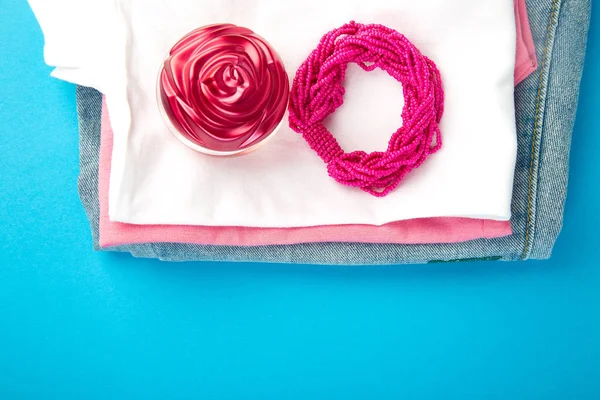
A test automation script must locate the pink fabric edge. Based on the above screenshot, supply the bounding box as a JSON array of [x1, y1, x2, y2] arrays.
[[514, 0, 538, 85], [98, 0, 539, 248]]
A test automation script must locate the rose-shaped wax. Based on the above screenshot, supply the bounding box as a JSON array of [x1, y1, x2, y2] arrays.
[[158, 24, 289, 155]]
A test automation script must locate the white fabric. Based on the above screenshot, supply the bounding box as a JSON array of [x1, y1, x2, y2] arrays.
[[29, 0, 517, 227]]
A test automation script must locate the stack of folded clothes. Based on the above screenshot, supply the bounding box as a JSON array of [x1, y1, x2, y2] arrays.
[[29, 0, 590, 264]]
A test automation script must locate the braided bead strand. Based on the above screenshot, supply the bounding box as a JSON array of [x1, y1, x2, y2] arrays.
[[288, 22, 444, 197]]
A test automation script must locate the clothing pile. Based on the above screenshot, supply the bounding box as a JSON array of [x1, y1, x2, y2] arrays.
[[29, 0, 590, 264]]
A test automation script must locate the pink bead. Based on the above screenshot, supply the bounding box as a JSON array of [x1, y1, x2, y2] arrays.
[[288, 22, 444, 197]]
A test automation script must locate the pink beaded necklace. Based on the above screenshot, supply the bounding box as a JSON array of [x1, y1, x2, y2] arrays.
[[288, 22, 445, 197]]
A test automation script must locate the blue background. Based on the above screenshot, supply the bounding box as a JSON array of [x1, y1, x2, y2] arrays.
[[1, 1, 598, 398]]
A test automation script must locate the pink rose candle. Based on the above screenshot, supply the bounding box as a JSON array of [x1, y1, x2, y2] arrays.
[[158, 24, 289, 156]]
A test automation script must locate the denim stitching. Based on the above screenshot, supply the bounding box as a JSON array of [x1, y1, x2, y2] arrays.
[[522, 0, 561, 260]]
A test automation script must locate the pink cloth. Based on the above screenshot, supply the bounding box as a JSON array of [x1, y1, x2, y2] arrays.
[[98, 0, 536, 248], [515, 0, 538, 85]]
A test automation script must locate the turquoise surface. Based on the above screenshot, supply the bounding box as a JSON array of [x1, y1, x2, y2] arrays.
[[0, 1, 598, 398]]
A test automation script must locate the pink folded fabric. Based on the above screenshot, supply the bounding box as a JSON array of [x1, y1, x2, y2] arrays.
[[98, 0, 536, 248], [515, 0, 538, 85]]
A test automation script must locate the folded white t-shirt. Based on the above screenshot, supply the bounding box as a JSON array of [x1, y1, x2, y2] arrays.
[[30, 0, 517, 227]]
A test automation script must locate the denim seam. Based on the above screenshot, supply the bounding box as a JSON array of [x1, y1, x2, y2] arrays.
[[521, 0, 561, 260]]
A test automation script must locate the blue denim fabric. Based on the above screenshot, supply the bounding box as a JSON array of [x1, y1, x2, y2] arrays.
[[75, 0, 590, 264]]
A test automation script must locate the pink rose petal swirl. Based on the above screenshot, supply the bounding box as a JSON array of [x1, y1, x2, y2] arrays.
[[158, 24, 289, 155]]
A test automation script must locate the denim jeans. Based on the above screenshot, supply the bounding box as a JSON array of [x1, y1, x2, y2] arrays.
[[76, 0, 590, 264]]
